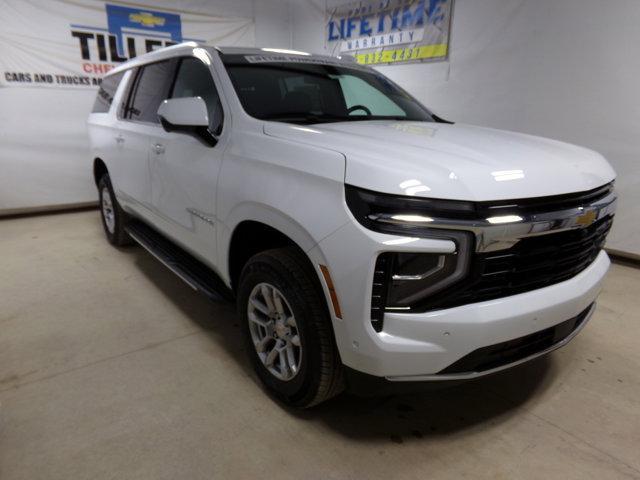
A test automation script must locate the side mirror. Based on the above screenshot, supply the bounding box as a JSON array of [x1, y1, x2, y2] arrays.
[[157, 97, 217, 146]]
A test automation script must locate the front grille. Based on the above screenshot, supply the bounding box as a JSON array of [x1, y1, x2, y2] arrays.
[[370, 216, 612, 323], [414, 215, 613, 311], [439, 304, 593, 374]]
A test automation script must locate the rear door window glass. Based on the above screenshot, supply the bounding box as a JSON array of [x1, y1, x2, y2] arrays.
[[92, 71, 124, 113]]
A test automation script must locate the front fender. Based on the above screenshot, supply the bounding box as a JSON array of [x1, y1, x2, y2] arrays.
[[216, 129, 350, 284], [217, 201, 347, 284]]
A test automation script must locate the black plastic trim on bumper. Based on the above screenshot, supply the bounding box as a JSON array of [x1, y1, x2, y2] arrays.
[[439, 304, 593, 375], [344, 304, 595, 396]]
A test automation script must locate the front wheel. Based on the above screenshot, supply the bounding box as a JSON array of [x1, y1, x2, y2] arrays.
[[238, 247, 344, 408]]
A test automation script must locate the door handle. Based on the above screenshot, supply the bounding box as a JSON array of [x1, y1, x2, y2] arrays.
[[154, 143, 165, 154], [115, 134, 125, 144]]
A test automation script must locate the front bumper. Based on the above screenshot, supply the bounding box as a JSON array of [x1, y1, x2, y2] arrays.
[[312, 218, 610, 380], [386, 301, 595, 381], [341, 304, 595, 396]]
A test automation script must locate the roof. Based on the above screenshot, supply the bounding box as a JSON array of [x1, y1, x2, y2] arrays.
[[105, 42, 356, 77], [216, 46, 356, 63], [106, 42, 201, 76]]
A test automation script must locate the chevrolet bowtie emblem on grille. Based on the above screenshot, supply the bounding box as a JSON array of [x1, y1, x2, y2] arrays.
[[129, 12, 166, 27], [576, 209, 597, 226]]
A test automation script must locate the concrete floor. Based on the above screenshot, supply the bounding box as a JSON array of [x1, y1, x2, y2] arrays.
[[1, 210, 639, 480]]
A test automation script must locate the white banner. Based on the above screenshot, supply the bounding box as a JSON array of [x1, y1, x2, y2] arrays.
[[0, 0, 255, 88]]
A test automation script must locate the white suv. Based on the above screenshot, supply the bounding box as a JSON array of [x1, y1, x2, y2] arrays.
[[88, 43, 617, 407]]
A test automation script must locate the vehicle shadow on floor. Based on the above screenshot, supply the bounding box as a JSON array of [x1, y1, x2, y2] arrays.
[[128, 244, 561, 442], [295, 357, 558, 442]]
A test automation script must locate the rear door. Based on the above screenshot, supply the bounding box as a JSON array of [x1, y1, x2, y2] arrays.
[[147, 55, 226, 265], [113, 59, 176, 221], [88, 70, 128, 194]]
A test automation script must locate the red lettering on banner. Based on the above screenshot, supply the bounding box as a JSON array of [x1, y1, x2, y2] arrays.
[[82, 63, 114, 74]]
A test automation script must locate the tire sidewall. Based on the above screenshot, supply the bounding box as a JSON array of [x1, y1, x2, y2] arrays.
[[238, 256, 326, 405], [98, 175, 120, 245]]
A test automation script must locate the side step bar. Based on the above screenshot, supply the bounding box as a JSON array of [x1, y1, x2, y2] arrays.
[[125, 220, 233, 302]]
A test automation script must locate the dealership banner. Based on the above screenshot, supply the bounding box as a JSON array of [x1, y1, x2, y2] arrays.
[[0, 0, 254, 88], [325, 0, 452, 65]]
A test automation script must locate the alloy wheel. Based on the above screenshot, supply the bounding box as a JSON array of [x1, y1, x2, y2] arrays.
[[247, 282, 302, 381], [101, 186, 115, 234]]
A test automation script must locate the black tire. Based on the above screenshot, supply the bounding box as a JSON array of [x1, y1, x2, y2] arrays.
[[238, 247, 344, 408], [98, 174, 131, 246]]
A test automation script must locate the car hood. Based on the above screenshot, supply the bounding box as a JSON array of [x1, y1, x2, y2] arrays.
[[263, 121, 616, 201]]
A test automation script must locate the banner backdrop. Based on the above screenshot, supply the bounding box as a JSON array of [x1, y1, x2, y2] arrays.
[[0, 0, 255, 89], [325, 0, 453, 65]]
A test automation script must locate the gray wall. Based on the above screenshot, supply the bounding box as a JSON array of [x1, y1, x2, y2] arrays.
[[290, 0, 640, 256]]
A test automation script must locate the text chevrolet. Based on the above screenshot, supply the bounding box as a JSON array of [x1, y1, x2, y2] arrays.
[[87, 44, 617, 407]]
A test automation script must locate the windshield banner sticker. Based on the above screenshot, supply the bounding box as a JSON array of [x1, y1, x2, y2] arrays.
[[0, 0, 254, 89], [325, 0, 453, 66], [244, 55, 357, 66]]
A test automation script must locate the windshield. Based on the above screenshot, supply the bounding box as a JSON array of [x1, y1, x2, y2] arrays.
[[221, 54, 434, 125]]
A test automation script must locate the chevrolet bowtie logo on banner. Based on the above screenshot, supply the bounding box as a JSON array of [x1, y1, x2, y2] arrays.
[[129, 12, 167, 27], [105, 4, 183, 60], [325, 0, 453, 65], [0, 0, 255, 88]]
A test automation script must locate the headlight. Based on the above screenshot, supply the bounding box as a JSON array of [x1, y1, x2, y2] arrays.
[[346, 185, 473, 331], [345, 184, 477, 232]]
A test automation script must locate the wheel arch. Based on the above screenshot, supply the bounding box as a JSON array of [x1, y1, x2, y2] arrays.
[[93, 157, 108, 186], [222, 204, 324, 292], [227, 221, 295, 291]]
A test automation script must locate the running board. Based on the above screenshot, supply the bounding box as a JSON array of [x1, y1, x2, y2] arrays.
[[125, 220, 233, 302]]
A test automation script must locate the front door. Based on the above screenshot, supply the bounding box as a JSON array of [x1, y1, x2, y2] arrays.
[[148, 55, 227, 266]]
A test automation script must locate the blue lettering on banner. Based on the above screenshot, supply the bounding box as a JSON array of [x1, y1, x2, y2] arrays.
[[327, 0, 439, 41]]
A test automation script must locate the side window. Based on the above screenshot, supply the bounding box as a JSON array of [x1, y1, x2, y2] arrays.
[[170, 57, 224, 134], [338, 75, 405, 117], [92, 72, 124, 113], [127, 60, 174, 123]]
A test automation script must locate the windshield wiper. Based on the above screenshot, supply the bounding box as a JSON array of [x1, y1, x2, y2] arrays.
[[260, 112, 351, 123]]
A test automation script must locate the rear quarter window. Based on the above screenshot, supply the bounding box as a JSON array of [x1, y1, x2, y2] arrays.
[[92, 72, 125, 113]]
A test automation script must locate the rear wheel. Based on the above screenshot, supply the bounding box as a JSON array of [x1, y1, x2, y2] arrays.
[[238, 247, 344, 408], [98, 174, 131, 246]]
